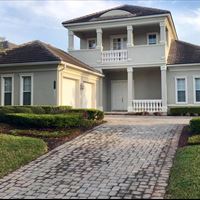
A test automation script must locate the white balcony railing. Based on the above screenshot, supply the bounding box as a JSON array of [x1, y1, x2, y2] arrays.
[[102, 49, 128, 63], [132, 100, 163, 113]]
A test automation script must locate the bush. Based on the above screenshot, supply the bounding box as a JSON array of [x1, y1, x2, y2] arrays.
[[68, 109, 104, 120], [1, 113, 96, 128], [41, 106, 72, 114], [169, 107, 200, 116], [190, 118, 200, 134], [14, 107, 33, 114]]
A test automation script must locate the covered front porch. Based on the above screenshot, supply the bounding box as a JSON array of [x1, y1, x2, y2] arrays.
[[102, 66, 167, 113]]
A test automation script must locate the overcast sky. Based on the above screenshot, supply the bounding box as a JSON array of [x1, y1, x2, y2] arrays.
[[1, 0, 200, 51]]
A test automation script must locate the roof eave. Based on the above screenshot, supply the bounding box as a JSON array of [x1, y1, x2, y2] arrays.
[[62, 13, 171, 27], [0, 61, 61, 68]]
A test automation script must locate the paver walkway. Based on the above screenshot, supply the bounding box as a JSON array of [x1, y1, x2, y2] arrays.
[[0, 116, 190, 199]]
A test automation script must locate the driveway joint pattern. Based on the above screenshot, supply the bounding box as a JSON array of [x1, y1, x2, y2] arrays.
[[0, 116, 189, 199]]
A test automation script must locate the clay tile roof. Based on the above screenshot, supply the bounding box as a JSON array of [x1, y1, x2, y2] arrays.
[[62, 4, 170, 25], [167, 40, 200, 65], [0, 40, 101, 74]]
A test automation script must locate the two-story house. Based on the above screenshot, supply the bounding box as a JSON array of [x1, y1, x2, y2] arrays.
[[62, 4, 200, 113], [0, 4, 200, 113]]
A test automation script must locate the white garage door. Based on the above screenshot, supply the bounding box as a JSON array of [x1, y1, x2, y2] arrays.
[[62, 78, 76, 107], [82, 82, 93, 108]]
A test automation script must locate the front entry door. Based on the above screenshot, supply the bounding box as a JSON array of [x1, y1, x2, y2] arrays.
[[111, 80, 127, 111]]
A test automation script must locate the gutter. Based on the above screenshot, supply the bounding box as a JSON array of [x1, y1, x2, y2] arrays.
[[0, 61, 61, 68], [167, 63, 200, 67]]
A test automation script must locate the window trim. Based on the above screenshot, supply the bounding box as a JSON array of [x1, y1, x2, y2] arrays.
[[20, 73, 33, 106], [1, 74, 14, 106], [193, 76, 200, 104], [110, 34, 127, 50], [175, 76, 188, 104], [147, 32, 159, 45], [87, 38, 97, 49]]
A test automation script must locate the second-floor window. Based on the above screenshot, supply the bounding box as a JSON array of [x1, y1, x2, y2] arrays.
[[111, 36, 127, 50], [147, 33, 158, 45], [88, 39, 96, 49]]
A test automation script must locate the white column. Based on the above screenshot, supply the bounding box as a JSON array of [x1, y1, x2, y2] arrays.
[[160, 65, 167, 112], [96, 28, 103, 50], [160, 21, 166, 45], [127, 67, 133, 112], [98, 77, 103, 111], [127, 25, 134, 47], [68, 30, 74, 51]]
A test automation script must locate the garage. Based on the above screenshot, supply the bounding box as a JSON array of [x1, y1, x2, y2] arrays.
[[62, 78, 77, 107], [82, 82, 93, 108]]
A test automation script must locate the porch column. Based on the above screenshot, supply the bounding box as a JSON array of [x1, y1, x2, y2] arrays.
[[96, 28, 103, 50], [68, 30, 74, 51], [160, 21, 166, 45], [127, 67, 133, 112], [127, 25, 134, 47], [98, 77, 103, 111], [160, 65, 167, 112]]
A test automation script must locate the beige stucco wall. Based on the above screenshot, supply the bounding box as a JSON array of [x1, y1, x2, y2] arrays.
[[134, 68, 161, 99], [0, 64, 58, 106], [79, 25, 160, 50], [167, 66, 200, 106]]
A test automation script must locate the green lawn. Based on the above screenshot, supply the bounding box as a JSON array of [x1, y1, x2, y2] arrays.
[[166, 145, 200, 199], [0, 134, 47, 178]]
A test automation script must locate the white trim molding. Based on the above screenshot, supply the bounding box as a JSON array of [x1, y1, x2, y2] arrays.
[[175, 76, 188, 104], [1, 74, 14, 106], [20, 73, 34, 106], [193, 76, 200, 104]]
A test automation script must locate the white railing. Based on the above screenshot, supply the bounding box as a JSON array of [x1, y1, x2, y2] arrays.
[[102, 49, 128, 63], [132, 100, 163, 113]]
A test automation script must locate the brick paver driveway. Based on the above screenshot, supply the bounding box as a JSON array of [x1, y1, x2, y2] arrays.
[[0, 116, 190, 199]]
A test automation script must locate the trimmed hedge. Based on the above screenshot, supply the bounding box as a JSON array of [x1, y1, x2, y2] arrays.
[[190, 118, 200, 134], [169, 107, 200, 116], [0, 106, 104, 121], [2, 113, 96, 128]]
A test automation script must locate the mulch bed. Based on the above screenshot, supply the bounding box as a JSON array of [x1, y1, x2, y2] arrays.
[[43, 130, 85, 151], [178, 125, 192, 148]]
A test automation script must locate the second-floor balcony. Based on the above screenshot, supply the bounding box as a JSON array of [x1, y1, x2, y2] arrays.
[[68, 22, 167, 67], [102, 49, 128, 63]]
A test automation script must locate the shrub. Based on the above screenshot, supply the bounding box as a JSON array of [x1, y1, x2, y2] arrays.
[[169, 107, 200, 116], [68, 109, 104, 120], [27, 106, 46, 114], [14, 107, 33, 114], [41, 106, 72, 114], [190, 118, 200, 134], [1, 113, 96, 128], [0, 106, 15, 114]]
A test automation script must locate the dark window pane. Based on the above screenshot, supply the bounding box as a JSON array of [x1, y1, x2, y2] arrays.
[[196, 91, 200, 102], [23, 92, 31, 105], [4, 93, 11, 105], [148, 34, 157, 45], [178, 91, 186, 102]]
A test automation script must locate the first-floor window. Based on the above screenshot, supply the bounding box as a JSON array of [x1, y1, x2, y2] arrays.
[[21, 76, 32, 105], [3, 76, 13, 105], [195, 78, 200, 102], [176, 78, 186, 103]]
